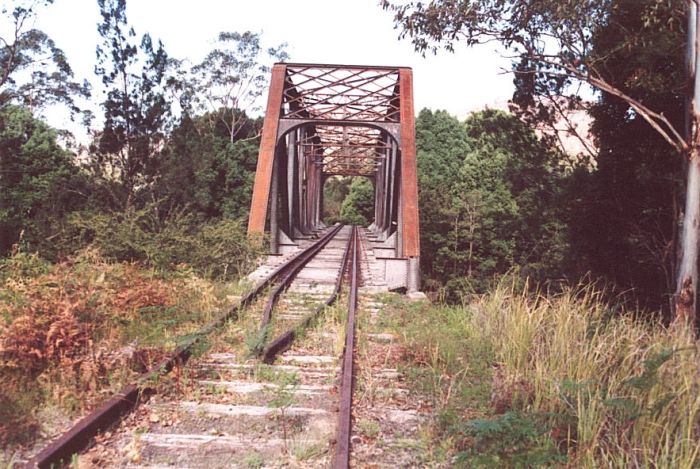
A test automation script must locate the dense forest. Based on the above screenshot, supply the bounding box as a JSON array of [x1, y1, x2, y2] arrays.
[[0, 0, 286, 276]]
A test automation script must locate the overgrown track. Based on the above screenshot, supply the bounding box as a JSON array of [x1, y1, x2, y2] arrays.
[[260, 226, 355, 364], [25, 224, 363, 469]]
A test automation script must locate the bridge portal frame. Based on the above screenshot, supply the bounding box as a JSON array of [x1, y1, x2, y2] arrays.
[[247, 63, 420, 291]]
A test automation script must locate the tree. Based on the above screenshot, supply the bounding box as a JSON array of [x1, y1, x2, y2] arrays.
[[415, 108, 569, 297], [322, 176, 352, 223], [383, 0, 685, 153], [415, 109, 473, 285], [339, 177, 374, 225], [383, 0, 700, 321], [152, 110, 262, 220], [0, 106, 85, 254], [564, 0, 685, 313], [0, 0, 89, 113], [93, 0, 172, 208], [466, 110, 569, 281], [182, 31, 287, 143]]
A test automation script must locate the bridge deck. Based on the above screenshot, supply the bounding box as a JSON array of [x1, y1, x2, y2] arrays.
[[248, 227, 390, 293]]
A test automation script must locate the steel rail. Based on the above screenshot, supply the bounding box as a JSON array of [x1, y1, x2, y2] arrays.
[[334, 226, 360, 469], [259, 223, 344, 329], [25, 225, 343, 469], [261, 224, 354, 363]]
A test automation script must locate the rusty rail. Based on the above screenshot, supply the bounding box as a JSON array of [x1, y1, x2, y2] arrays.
[[260, 223, 344, 328], [262, 224, 354, 363], [334, 226, 360, 468], [25, 225, 343, 469]]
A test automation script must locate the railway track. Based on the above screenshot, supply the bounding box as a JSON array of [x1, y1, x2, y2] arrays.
[[25, 224, 427, 469]]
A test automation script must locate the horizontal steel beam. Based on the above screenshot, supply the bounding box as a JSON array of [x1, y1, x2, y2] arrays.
[[281, 62, 409, 71]]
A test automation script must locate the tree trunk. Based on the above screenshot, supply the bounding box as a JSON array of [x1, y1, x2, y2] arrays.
[[676, 154, 700, 323], [675, 0, 700, 325]]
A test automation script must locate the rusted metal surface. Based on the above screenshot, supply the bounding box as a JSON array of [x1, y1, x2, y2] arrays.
[[282, 65, 400, 122], [26, 385, 141, 469], [262, 224, 354, 363], [334, 226, 360, 469], [247, 62, 421, 289], [398, 68, 420, 258], [248, 63, 287, 236], [281, 65, 401, 178]]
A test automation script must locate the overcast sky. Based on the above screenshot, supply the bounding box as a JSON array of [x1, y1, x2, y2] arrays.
[[30, 0, 514, 135]]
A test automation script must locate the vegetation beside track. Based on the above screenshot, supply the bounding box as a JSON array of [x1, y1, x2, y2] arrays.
[[386, 282, 700, 467], [0, 249, 251, 456]]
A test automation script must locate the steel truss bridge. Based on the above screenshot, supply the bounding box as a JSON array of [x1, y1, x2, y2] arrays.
[[247, 63, 421, 292]]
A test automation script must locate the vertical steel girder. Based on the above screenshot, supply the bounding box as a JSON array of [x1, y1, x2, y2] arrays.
[[398, 69, 420, 258], [248, 64, 286, 237], [248, 63, 421, 288]]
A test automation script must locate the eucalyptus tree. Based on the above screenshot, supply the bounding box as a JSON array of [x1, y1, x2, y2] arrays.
[[93, 0, 173, 208], [0, 0, 89, 113], [184, 31, 288, 143], [383, 1, 685, 153]]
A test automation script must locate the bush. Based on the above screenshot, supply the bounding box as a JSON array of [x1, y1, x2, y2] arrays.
[[0, 248, 232, 448], [339, 177, 374, 225], [0, 106, 89, 257], [60, 206, 260, 280]]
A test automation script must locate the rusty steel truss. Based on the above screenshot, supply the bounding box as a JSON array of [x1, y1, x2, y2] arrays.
[[248, 63, 421, 291]]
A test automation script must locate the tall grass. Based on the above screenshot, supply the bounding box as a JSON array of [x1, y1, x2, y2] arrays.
[[391, 279, 700, 466], [471, 281, 700, 467]]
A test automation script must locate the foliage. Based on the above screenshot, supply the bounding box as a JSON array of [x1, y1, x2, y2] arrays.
[[0, 249, 232, 447], [456, 412, 565, 467], [471, 281, 700, 467], [180, 31, 288, 143], [62, 206, 260, 280], [383, 0, 686, 154], [152, 111, 261, 220], [0, 0, 90, 113], [416, 108, 569, 297], [93, 0, 173, 207], [0, 251, 49, 281], [0, 2, 277, 264], [0, 105, 88, 255], [339, 177, 374, 225], [387, 281, 700, 467], [566, 0, 685, 313], [322, 176, 352, 223], [386, 0, 689, 311]]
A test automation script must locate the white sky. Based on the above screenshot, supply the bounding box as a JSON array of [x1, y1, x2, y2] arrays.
[[31, 0, 514, 136]]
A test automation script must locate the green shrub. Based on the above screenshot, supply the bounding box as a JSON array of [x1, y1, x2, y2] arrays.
[[0, 252, 50, 282], [455, 412, 566, 468], [339, 177, 373, 225], [60, 206, 260, 280]]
